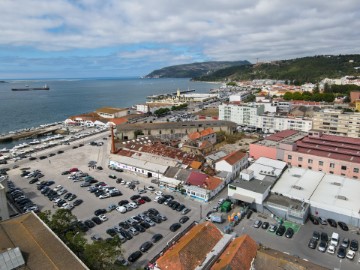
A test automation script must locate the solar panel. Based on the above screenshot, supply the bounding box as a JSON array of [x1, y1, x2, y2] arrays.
[[0, 247, 25, 270]]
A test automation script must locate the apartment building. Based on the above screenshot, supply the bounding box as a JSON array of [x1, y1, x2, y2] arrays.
[[218, 103, 264, 127], [257, 114, 313, 133], [229, 91, 251, 102], [312, 109, 360, 138]]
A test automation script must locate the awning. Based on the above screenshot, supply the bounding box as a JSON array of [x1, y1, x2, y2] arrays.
[[231, 193, 255, 203]]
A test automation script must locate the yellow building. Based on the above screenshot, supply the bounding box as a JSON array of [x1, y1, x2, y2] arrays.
[[356, 99, 360, 111]]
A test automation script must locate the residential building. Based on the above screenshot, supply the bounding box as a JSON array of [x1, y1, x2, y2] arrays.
[[350, 91, 360, 103], [249, 130, 360, 178], [312, 109, 360, 138], [257, 114, 313, 133], [136, 104, 150, 113], [272, 100, 292, 113], [215, 149, 248, 181], [185, 172, 224, 202], [0, 212, 88, 269], [229, 91, 251, 102], [205, 151, 228, 167], [95, 107, 130, 118], [356, 99, 360, 111], [187, 127, 216, 144], [219, 103, 264, 127]]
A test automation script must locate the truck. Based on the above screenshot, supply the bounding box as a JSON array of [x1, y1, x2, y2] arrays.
[[210, 213, 224, 223]]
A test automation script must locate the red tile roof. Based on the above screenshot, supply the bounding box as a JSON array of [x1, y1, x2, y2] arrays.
[[188, 128, 215, 141], [221, 150, 247, 165], [109, 117, 128, 125], [210, 235, 258, 270], [187, 172, 222, 190], [266, 130, 299, 141], [156, 222, 223, 270]]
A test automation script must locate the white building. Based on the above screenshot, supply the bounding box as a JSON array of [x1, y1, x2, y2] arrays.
[[219, 103, 264, 127], [257, 114, 313, 133], [229, 91, 251, 102], [227, 158, 287, 210], [272, 100, 292, 113], [136, 104, 150, 113], [96, 107, 130, 118], [215, 150, 248, 181]]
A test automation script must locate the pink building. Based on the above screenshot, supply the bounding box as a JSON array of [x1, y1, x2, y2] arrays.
[[250, 130, 360, 179]]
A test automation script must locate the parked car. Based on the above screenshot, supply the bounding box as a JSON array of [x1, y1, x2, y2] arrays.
[[139, 241, 153, 252], [309, 215, 319, 225], [128, 251, 142, 263], [285, 227, 294, 238], [327, 244, 336, 254], [327, 219, 337, 228], [94, 208, 107, 216], [179, 216, 189, 224], [73, 199, 83, 206], [350, 239, 359, 251], [318, 241, 328, 252], [261, 222, 269, 230], [337, 246, 346, 258], [170, 223, 181, 232], [253, 220, 262, 228], [98, 214, 108, 222], [276, 225, 286, 236], [338, 221, 349, 231], [346, 250, 356, 260], [151, 234, 163, 243], [318, 217, 328, 225], [308, 238, 318, 249]]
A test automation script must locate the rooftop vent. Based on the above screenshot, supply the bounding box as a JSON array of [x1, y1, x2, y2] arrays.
[[292, 185, 303, 190], [336, 195, 347, 201], [331, 182, 342, 186], [292, 174, 302, 178]]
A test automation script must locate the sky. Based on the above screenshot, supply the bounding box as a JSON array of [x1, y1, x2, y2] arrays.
[[0, 0, 359, 79]]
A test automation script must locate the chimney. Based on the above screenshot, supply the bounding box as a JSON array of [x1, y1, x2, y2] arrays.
[[110, 125, 116, 154]]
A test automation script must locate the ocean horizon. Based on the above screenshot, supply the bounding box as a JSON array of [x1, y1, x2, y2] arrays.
[[0, 77, 221, 137]]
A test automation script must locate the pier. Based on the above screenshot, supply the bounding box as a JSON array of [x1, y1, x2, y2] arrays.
[[0, 126, 61, 143]]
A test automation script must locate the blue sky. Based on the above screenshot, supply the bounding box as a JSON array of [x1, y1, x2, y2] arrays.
[[0, 0, 359, 79]]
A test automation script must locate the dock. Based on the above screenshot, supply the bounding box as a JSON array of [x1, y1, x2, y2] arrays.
[[0, 126, 61, 143]]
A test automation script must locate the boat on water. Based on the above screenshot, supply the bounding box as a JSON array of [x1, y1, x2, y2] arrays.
[[12, 84, 50, 91]]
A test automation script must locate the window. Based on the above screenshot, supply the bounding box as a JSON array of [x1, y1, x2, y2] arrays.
[[318, 161, 323, 166], [341, 165, 347, 170], [341, 173, 345, 176], [330, 171, 334, 174], [229, 185, 236, 190], [298, 157, 303, 162], [308, 159, 313, 164], [308, 166, 312, 170], [353, 176, 358, 179], [298, 165, 302, 167], [354, 168, 359, 173], [288, 155, 292, 160], [330, 163, 335, 168]]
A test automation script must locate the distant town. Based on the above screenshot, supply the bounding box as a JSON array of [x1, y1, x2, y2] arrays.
[[1, 73, 360, 270]]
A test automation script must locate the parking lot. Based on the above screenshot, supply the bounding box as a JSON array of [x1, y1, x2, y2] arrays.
[[5, 134, 203, 268]]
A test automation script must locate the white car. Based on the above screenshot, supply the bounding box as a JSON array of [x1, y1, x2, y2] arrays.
[[53, 185, 63, 192], [116, 206, 127, 213], [327, 245, 336, 254], [61, 203, 74, 210], [99, 193, 110, 199], [346, 250, 355, 260], [98, 214, 108, 222], [154, 196, 162, 202], [128, 202, 138, 208], [120, 180, 126, 185], [155, 191, 163, 196], [147, 186, 155, 191]]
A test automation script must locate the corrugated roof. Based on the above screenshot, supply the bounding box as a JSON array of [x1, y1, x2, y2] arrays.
[[210, 235, 258, 270], [266, 130, 298, 141], [156, 222, 223, 270]]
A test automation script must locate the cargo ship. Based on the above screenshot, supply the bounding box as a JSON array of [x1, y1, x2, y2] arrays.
[[12, 84, 50, 91]]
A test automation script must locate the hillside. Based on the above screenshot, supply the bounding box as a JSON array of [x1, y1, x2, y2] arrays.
[[194, 55, 360, 83], [144, 60, 250, 78]]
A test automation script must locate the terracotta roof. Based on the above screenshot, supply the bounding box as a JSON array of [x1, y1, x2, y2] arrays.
[[156, 222, 223, 270], [188, 131, 201, 141], [190, 161, 202, 169], [200, 127, 215, 137], [266, 130, 299, 142], [188, 128, 215, 141], [108, 117, 128, 125], [211, 235, 258, 270], [0, 212, 88, 270], [199, 140, 213, 149], [187, 172, 222, 190], [221, 150, 247, 165], [96, 107, 126, 114]]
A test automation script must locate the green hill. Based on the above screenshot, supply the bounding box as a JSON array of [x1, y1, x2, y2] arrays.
[[194, 55, 360, 83], [144, 60, 250, 78]]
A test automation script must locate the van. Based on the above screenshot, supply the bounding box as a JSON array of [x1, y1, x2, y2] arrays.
[[331, 232, 339, 246]]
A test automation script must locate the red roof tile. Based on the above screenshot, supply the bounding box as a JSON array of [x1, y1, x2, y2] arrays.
[[211, 235, 258, 270], [156, 222, 223, 270], [221, 150, 247, 165], [266, 130, 298, 141]]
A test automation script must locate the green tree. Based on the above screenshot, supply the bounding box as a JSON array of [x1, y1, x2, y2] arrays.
[[292, 91, 303, 100], [283, 92, 293, 100], [313, 83, 320, 94], [49, 209, 78, 235], [83, 236, 122, 270]]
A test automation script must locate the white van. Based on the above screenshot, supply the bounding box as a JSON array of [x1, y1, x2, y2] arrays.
[[331, 232, 339, 246]]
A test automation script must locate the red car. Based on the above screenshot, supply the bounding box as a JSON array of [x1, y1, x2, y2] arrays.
[[69, 168, 79, 172], [137, 199, 145, 204]]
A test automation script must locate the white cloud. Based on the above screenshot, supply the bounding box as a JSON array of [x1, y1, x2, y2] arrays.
[[0, 0, 359, 77]]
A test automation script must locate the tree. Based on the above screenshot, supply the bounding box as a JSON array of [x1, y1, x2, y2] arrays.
[[49, 209, 78, 236], [83, 236, 122, 270], [313, 83, 320, 94], [292, 91, 303, 100], [283, 92, 293, 100]]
